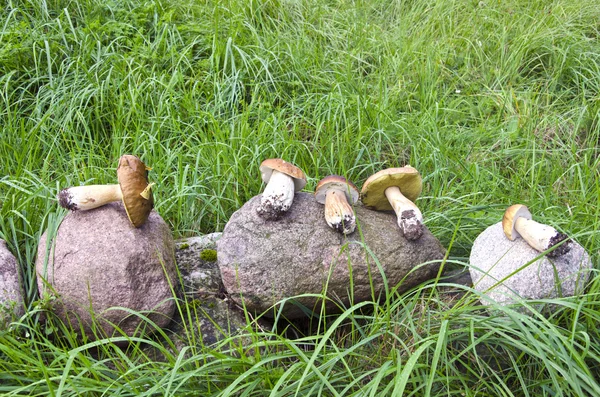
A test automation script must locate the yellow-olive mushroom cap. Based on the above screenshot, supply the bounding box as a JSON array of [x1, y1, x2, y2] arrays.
[[259, 158, 307, 191], [314, 175, 359, 204], [117, 155, 153, 227], [502, 204, 532, 241], [361, 166, 422, 211]]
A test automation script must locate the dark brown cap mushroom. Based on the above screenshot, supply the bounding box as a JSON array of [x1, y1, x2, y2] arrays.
[[257, 158, 307, 220], [502, 204, 571, 257], [58, 154, 154, 228], [315, 175, 359, 234], [361, 166, 424, 240], [117, 155, 154, 227]]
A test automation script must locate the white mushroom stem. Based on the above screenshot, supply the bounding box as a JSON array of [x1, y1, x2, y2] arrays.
[[257, 170, 296, 219], [384, 186, 424, 240], [58, 184, 122, 211], [324, 189, 356, 235], [514, 217, 570, 257]]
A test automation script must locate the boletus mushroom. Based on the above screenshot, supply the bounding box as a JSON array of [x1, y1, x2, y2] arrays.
[[58, 155, 154, 227], [314, 175, 359, 234], [256, 158, 306, 220], [361, 166, 424, 240], [502, 204, 571, 258]]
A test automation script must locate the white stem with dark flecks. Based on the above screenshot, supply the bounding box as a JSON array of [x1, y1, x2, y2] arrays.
[[58, 184, 122, 211], [324, 188, 356, 234], [257, 170, 296, 219], [514, 217, 570, 257], [384, 186, 423, 240]]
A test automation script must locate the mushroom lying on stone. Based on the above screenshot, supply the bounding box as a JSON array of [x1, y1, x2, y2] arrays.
[[361, 166, 423, 240], [256, 158, 307, 220], [469, 221, 591, 310], [502, 204, 571, 258], [58, 154, 154, 227], [314, 175, 359, 234], [36, 202, 176, 340], [218, 192, 446, 319]]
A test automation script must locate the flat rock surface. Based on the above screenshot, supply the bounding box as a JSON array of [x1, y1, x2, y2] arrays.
[[0, 240, 24, 328], [145, 233, 259, 358], [469, 222, 592, 307], [175, 233, 224, 297], [36, 202, 177, 339], [174, 233, 249, 347], [218, 193, 446, 319]]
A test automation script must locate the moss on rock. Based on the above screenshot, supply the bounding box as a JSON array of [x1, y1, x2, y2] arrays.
[[200, 249, 217, 262]]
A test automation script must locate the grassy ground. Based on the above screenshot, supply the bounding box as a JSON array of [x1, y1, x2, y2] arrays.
[[1, 0, 599, 395]]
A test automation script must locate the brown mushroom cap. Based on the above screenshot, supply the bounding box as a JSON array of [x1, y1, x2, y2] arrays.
[[259, 158, 307, 191], [361, 166, 422, 210], [502, 204, 532, 241], [314, 175, 359, 204], [117, 155, 153, 227]]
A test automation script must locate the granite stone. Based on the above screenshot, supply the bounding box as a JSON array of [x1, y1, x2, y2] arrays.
[[469, 222, 591, 308]]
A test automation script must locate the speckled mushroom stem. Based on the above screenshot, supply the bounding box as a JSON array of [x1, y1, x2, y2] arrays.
[[384, 186, 423, 240], [257, 170, 296, 220], [58, 184, 122, 211], [514, 217, 571, 257], [324, 188, 356, 234]]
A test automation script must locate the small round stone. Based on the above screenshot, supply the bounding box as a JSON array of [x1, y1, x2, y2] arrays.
[[469, 222, 591, 310]]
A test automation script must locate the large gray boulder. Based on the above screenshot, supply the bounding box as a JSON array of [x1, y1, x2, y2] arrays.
[[218, 193, 445, 319], [0, 240, 24, 328], [469, 222, 592, 308], [36, 202, 177, 339]]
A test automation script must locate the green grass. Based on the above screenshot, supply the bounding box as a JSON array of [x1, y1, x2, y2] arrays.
[[1, 0, 600, 395]]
